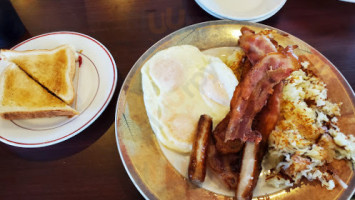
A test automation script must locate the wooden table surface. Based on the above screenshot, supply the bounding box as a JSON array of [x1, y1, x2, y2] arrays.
[[0, 0, 355, 199]]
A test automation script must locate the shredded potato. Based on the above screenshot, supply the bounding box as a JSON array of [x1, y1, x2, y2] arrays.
[[266, 62, 355, 190]]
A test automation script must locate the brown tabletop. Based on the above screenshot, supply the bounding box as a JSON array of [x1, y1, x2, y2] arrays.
[[0, 0, 355, 199]]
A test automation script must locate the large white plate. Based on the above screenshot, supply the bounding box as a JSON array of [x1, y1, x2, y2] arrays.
[[195, 0, 286, 22], [0, 31, 117, 148]]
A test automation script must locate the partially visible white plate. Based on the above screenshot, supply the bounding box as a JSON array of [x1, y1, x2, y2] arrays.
[[195, 0, 286, 22], [0, 31, 117, 148]]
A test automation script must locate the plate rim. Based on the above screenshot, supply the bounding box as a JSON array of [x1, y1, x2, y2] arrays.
[[0, 31, 117, 148], [115, 20, 355, 199]]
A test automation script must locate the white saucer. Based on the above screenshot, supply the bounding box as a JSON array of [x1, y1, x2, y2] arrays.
[[195, 0, 286, 22], [0, 31, 117, 148]]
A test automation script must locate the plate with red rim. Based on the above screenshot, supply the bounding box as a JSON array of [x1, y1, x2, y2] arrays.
[[0, 31, 117, 148], [115, 20, 355, 199]]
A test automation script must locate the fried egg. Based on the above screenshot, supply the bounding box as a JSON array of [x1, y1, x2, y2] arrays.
[[141, 45, 238, 153]]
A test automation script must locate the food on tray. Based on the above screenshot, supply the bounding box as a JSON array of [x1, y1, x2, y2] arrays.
[[142, 27, 355, 199], [188, 114, 212, 184], [0, 63, 78, 120], [141, 45, 238, 153], [0, 44, 76, 104]]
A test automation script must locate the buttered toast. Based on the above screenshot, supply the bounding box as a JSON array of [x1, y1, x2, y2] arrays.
[[0, 63, 78, 120], [0, 45, 76, 104]]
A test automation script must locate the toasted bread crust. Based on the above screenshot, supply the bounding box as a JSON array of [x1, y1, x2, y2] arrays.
[[1, 109, 78, 120]]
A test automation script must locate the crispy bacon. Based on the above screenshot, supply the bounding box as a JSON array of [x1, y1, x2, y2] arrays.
[[239, 27, 278, 65], [235, 82, 284, 200], [213, 114, 244, 154], [203, 27, 298, 199], [225, 52, 298, 142], [188, 114, 212, 184], [209, 82, 283, 192], [255, 81, 284, 141], [208, 137, 242, 189]]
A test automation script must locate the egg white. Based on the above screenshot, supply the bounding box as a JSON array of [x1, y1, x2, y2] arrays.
[[141, 45, 238, 153]]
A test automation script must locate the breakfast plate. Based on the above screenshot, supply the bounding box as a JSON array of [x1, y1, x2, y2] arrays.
[[0, 31, 117, 148], [194, 0, 286, 22], [115, 20, 355, 199]]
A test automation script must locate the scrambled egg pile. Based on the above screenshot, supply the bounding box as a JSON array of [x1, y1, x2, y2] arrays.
[[266, 61, 355, 190]]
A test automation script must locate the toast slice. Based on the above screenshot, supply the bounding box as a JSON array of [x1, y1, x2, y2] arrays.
[[0, 63, 79, 120], [0, 45, 76, 104]]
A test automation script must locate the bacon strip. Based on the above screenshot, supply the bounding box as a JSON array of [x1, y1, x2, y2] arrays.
[[235, 82, 284, 200], [209, 82, 283, 191], [209, 27, 296, 198], [239, 27, 277, 65], [213, 27, 278, 152], [208, 137, 242, 189], [188, 114, 212, 184], [213, 114, 244, 154], [255, 82, 284, 141], [225, 52, 297, 142]]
